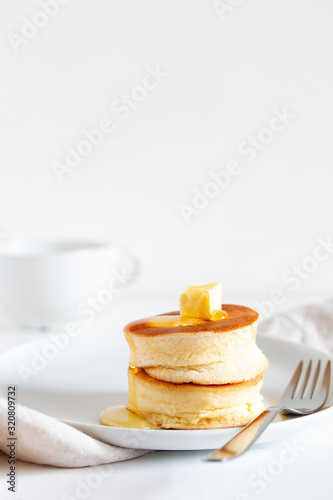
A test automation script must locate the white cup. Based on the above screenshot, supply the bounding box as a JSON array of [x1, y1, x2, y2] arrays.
[[0, 239, 141, 328]]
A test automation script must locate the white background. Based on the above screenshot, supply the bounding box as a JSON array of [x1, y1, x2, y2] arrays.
[[1, 5, 333, 497], [0, 0, 333, 299]]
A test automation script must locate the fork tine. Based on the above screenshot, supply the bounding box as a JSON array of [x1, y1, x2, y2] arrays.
[[310, 360, 321, 399], [301, 360, 312, 399], [321, 360, 331, 396], [281, 361, 303, 400], [310, 360, 331, 406]]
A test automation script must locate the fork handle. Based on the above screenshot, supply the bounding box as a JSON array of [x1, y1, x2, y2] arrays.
[[207, 407, 283, 461]]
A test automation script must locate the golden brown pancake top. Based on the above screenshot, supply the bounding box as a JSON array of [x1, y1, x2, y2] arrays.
[[124, 304, 259, 337]]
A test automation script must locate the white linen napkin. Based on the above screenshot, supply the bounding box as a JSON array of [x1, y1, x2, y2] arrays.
[[0, 299, 332, 468], [0, 398, 149, 467], [260, 298, 333, 353]]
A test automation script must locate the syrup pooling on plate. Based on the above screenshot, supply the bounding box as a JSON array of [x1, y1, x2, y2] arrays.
[[99, 406, 159, 429]]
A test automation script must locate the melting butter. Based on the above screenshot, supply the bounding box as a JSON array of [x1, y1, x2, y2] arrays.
[[100, 406, 159, 429], [147, 310, 228, 328]]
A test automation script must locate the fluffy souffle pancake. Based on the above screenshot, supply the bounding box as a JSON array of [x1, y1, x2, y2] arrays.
[[96, 284, 269, 431], [128, 368, 265, 429], [124, 304, 268, 385], [145, 342, 268, 385]]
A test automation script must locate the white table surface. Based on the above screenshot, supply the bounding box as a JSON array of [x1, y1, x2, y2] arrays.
[[0, 294, 333, 500]]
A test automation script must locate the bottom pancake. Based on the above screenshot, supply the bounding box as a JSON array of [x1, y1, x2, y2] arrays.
[[127, 368, 265, 429]]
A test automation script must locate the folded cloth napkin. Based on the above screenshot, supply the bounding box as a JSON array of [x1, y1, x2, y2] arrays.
[[260, 298, 333, 353], [0, 399, 150, 467], [0, 299, 332, 468]]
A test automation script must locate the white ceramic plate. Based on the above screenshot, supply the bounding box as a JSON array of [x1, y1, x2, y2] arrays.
[[0, 330, 332, 450]]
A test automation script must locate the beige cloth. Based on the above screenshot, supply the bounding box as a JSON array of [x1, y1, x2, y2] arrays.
[[260, 299, 333, 353], [0, 299, 332, 468], [0, 399, 149, 467]]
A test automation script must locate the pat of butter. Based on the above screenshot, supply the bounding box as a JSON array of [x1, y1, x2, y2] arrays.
[[179, 282, 222, 320]]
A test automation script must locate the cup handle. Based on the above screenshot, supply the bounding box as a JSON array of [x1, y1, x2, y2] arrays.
[[114, 247, 142, 288]]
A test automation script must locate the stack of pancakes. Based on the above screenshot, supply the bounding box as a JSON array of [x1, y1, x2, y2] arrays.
[[124, 304, 268, 429]]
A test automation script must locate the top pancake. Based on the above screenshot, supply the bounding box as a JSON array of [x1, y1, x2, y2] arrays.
[[124, 304, 259, 337]]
